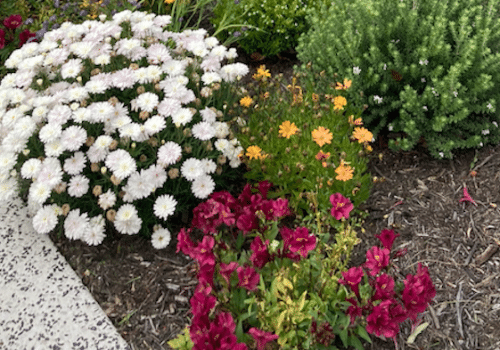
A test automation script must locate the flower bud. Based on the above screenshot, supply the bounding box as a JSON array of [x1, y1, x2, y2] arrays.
[[106, 209, 116, 222], [136, 85, 145, 94], [76, 76, 82, 83], [109, 140, 118, 150], [62, 203, 70, 216], [99, 14, 106, 21], [129, 63, 139, 70], [90, 163, 99, 172], [139, 111, 149, 120], [131, 142, 136, 149], [101, 166, 107, 174], [110, 175, 121, 185], [168, 168, 179, 179], [54, 182, 67, 194], [139, 154, 147, 162], [36, 79, 43, 86], [93, 185, 102, 197], [184, 146, 192, 153]]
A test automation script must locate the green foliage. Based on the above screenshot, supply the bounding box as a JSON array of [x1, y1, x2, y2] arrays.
[[167, 326, 193, 349], [296, 0, 500, 158], [232, 65, 373, 218], [210, 0, 328, 57]]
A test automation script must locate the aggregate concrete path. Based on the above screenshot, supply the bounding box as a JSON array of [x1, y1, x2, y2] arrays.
[[0, 196, 131, 350]]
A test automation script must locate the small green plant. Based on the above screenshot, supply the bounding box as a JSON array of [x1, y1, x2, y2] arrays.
[[232, 64, 373, 218], [296, 0, 500, 159], [211, 0, 329, 57]]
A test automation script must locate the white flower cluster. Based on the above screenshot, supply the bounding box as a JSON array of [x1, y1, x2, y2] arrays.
[[0, 10, 249, 248]]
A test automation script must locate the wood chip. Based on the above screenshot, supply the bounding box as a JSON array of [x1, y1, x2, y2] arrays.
[[475, 243, 499, 265]]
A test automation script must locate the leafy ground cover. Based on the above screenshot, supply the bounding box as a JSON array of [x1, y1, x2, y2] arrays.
[[50, 50, 500, 349]]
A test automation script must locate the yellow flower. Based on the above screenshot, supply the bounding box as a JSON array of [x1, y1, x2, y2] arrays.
[[311, 126, 333, 147], [312, 93, 319, 102], [352, 127, 373, 143], [279, 121, 299, 139], [335, 78, 352, 90], [335, 160, 354, 181], [240, 96, 253, 108], [165, 0, 175, 3], [365, 145, 373, 152], [333, 96, 347, 110], [246, 145, 264, 160]]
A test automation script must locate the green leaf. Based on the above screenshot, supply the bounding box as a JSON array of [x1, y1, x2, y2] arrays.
[[235, 232, 245, 250], [339, 328, 348, 347], [355, 325, 372, 343], [349, 335, 364, 350]]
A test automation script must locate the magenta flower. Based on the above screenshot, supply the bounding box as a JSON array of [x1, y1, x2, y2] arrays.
[[236, 207, 258, 234], [18, 29, 36, 47], [373, 273, 395, 300], [257, 180, 272, 198], [0, 29, 5, 49], [192, 236, 215, 267], [366, 299, 400, 338], [402, 263, 436, 320], [248, 327, 279, 350], [237, 266, 260, 291], [272, 198, 290, 218], [219, 261, 239, 285], [375, 228, 400, 251], [365, 246, 390, 276], [289, 227, 317, 258], [329, 193, 354, 220], [346, 297, 363, 324], [338, 266, 364, 298], [459, 185, 477, 206], [250, 236, 271, 268], [3, 15, 22, 30], [176, 228, 195, 256]]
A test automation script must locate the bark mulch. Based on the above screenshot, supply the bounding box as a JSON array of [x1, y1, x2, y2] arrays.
[[50, 52, 500, 349]]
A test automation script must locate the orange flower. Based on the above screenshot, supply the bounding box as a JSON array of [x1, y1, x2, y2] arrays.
[[279, 120, 299, 139], [246, 145, 264, 160], [312, 93, 319, 102], [240, 96, 253, 108], [335, 78, 352, 90], [311, 126, 333, 147], [333, 96, 347, 110], [165, 0, 175, 3], [255, 65, 271, 79], [335, 160, 353, 181], [352, 127, 373, 143], [348, 115, 363, 126]]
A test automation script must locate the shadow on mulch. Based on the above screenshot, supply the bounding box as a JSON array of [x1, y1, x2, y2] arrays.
[[49, 49, 500, 349]]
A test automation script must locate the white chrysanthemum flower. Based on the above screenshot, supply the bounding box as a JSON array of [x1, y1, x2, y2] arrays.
[[213, 122, 230, 138], [94, 135, 113, 150], [61, 58, 83, 79], [201, 72, 221, 85], [89, 101, 114, 123], [136, 92, 159, 112], [214, 138, 229, 152], [146, 65, 162, 82], [84, 215, 106, 245], [229, 157, 241, 168], [0, 152, 16, 175], [147, 44, 171, 64], [226, 47, 237, 59], [98, 189, 116, 210], [199, 107, 217, 123], [147, 164, 167, 189], [47, 104, 72, 125], [37, 158, 63, 188], [87, 144, 108, 163], [154, 194, 177, 220], [72, 107, 91, 123], [67, 87, 89, 102], [0, 178, 18, 202], [157, 97, 181, 117], [162, 59, 186, 76], [105, 149, 137, 180], [114, 204, 142, 235], [373, 95, 383, 104], [32, 105, 48, 120], [144, 116, 166, 135], [181, 158, 203, 181], [94, 54, 111, 66], [67, 175, 89, 197], [61, 125, 87, 152], [3, 108, 24, 129], [210, 45, 227, 58], [191, 174, 215, 199], [85, 79, 108, 94], [220, 63, 249, 82], [134, 67, 150, 84], [33, 206, 58, 234], [29, 181, 51, 205], [70, 41, 95, 59], [39, 123, 62, 144], [172, 108, 193, 126], [63, 152, 87, 175], [201, 158, 217, 174], [157, 141, 182, 167], [10, 88, 26, 104], [64, 209, 90, 240], [151, 228, 171, 249], [119, 123, 141, 139], [45, 139, 65, 157], [192, 122, 215, 141], [187, 41, 208, 57], [21, 158, 42, 179], [125, 170, 155, 200]]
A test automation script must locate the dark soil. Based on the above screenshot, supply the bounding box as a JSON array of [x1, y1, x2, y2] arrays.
[[50, 50, 500, 350]]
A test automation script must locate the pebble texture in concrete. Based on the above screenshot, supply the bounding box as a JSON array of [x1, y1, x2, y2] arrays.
[[0, 196, 131, 350]]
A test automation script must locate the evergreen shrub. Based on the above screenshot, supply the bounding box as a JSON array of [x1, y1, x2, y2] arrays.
[[296, 0, 500, 158]]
